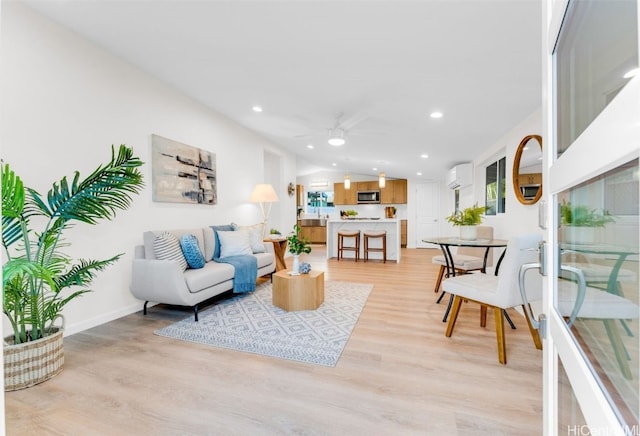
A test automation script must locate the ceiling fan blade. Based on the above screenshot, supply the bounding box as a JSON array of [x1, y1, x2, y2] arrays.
[[348, 130, 387, 136], [339, 113, 369, 131]]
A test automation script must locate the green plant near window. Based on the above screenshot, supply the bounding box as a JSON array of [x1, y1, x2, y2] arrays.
[[560, 200, 615, 227], [2, 145, 144, 344], [287, 224, 312, 255], [446, 203, 487, 226]]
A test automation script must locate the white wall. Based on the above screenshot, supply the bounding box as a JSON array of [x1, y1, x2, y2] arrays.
[[1, 3, 296, 335], [437, 109, 543, 242]]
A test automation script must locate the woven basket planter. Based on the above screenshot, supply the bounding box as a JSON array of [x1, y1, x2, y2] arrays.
[[4, 328, 64, 391]]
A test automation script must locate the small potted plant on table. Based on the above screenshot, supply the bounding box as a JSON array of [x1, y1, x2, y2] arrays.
[[446, 203, 487, 240], [286, 224, 312, 275]]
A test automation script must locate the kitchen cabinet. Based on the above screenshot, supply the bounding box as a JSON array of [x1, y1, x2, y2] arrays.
[[518, 173, 542, 185], [356, 181, 379, 191], [333, 182, 357, 205], [381, 179, 408, 204], [401, 219, 407, 247], [298, 221, 327, 244], [310, 226, 327, 244]]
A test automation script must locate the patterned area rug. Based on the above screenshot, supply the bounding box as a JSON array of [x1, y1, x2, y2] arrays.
[[154, 281, 373, 367]]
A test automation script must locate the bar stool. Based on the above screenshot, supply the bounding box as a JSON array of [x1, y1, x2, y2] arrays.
[[363, 230, 387, 263], [337, 230, 360, 261]]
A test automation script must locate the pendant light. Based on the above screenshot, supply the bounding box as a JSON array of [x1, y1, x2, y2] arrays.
[[378, 172, 386, 188], [344, 175, 351, 189]]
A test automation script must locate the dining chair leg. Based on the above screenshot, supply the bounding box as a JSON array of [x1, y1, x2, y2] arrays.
[[494, 307, 507, 364], [523, 304, 542, 350], [442, 294, 455, 322], [445, 295, 463, 337], [434, 265, 445, 293], [480, 305, 488, 327]]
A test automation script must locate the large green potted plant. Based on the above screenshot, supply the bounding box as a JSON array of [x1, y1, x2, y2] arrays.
[[559, 200, 614, 244], [1, 144, 144, 390], [286, 224, 311, 274], [446, 203, 487, 240]]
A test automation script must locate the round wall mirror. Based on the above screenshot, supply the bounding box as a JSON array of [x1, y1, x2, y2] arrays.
[[512, 135, 543, 205]]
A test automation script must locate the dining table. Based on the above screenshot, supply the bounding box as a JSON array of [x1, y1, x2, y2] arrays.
[[422, 236, 512, 325]]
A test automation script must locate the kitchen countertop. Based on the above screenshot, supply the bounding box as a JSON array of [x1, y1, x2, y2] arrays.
[[327, 218, 399, 222]]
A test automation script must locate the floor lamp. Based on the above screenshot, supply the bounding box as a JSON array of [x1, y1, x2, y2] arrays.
[[249, 184, 279, 238]]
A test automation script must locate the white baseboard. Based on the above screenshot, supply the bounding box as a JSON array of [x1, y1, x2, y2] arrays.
[[63, 303, 145, 337]]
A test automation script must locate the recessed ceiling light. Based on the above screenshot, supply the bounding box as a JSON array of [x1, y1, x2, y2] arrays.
[[430, 111, 443, 119], [332, 163, 337, 167], [372, 167, 378, 171], [416, 172, 423, 176], [420, 154, 429, 159], [623, 68, 638, 79], [307, 144, 314, 149], [252, 105, 263, 112]]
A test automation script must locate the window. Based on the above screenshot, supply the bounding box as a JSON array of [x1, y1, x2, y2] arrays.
[[485, 157, 506, 215], [555, 0, 637, 156], [454, 189, 460, 214], [306, 191, 334, 215]]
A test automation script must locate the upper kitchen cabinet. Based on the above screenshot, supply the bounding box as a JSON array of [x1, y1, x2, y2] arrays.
[[356, 181, 379, 191], [381, 179, 408, 204], [334, 182, 357, 205]]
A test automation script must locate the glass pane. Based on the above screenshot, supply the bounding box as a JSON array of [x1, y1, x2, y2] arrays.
[[306, 191, 334, 215], [557, 159, 639, 426], [555, 0, 638, 156], [486, 161, 498, 215], [498, 157, 506, 213], [558, 358, 589, 434]]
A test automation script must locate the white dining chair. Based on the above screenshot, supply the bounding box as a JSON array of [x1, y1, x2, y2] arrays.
[[431, 226, 494, 293], [442, 233, 543, 364]]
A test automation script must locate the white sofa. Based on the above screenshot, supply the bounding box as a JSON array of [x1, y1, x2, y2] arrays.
[[130, 226, 275, 321]]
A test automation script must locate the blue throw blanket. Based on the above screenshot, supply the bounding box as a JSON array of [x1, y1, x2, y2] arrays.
[[214, 255, 257, 293]]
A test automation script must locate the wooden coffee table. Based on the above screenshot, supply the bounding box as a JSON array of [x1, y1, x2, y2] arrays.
[[272, 269, 324, 311]]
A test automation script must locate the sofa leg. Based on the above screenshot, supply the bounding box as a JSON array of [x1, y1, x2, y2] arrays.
[[143, 301, 149, 315], [194, 304, 199, 322]]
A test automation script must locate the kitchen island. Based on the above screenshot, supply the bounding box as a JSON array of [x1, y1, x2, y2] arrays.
[[326, 218, 401, 263]]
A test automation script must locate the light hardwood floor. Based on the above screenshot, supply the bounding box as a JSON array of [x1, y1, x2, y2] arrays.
[[5, 247, 543, 435]]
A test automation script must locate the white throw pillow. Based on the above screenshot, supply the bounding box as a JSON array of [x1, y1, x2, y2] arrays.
[[217, 230, 253, 258], [235, 223, 266, 253]]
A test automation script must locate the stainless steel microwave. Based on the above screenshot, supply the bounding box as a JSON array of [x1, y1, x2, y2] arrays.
[[357, 190, 381, 204], [520, 184, 540, 200]]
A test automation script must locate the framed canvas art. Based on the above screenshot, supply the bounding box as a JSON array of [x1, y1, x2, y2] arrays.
[[151, 134, 217, 205]]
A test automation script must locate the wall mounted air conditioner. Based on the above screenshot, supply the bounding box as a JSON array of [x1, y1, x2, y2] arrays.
[[447, 163, 473, 189]]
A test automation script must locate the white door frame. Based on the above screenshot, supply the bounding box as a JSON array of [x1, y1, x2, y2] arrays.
[[542, 0, 640, 433]]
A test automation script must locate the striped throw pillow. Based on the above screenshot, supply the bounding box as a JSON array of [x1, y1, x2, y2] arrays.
[[153, 231, 188, 272]]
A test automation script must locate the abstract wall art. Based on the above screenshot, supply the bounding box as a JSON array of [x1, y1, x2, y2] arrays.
[[151, 134, 217, 205]]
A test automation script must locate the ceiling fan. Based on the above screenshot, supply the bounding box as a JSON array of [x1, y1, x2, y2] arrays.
[[295, 112, 377, 146]]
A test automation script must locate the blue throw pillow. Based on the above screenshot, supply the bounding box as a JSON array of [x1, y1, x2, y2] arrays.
[[210, 224, 235, 259], [180, 234, 205, 269]]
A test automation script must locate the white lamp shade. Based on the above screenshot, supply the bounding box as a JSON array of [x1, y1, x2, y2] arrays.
[[249, 184, 279, 203]]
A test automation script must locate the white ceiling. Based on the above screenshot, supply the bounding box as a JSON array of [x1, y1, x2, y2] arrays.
[[23, 0, 542, 181]]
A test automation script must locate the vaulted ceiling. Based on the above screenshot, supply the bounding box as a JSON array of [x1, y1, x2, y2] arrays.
[[23, 0, 542, 181]]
